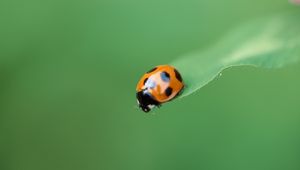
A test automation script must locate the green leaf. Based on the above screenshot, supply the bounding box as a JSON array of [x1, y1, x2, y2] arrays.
[[171, 11, 300, 98]]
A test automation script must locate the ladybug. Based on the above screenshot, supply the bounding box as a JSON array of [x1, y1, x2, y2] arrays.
[[136, 65, 184, 112]]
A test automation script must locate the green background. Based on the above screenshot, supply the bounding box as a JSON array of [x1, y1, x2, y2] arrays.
[[1, 0, 300, 170]]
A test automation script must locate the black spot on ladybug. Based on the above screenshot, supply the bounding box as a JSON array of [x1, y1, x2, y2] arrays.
[[163, 72, 170, 78], [174, 69, 183, 82], [165, 87, 173, 97], [160, 71, 170, 82], [147, 67, 157, 73], [143, 78, 148, 85]]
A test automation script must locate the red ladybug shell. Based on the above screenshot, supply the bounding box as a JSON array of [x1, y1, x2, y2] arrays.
[[136, 65, 184, 103]]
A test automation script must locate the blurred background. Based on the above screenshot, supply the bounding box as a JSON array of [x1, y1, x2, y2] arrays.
[[1, 0, 300, 170]]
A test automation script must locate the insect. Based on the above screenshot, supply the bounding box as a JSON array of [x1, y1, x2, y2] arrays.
[[136, 65, 184, 112]]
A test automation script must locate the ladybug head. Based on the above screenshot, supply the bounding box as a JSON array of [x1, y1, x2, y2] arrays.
[[136, 90, 160, 113]]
